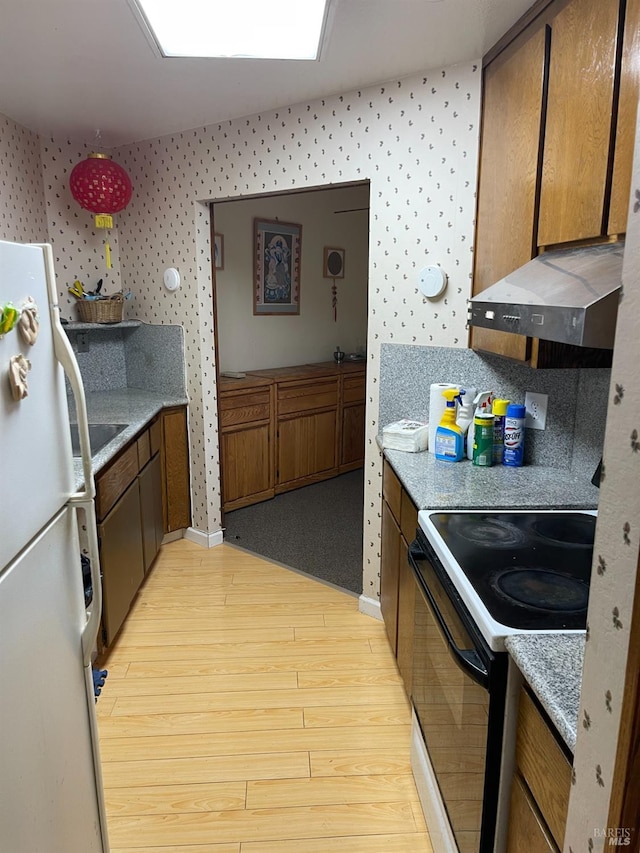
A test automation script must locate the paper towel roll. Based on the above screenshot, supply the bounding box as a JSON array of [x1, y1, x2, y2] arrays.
[[428, 383, 459, 454]]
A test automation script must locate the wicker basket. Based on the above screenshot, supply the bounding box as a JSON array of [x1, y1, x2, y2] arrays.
[[77, 295, 124, 324]]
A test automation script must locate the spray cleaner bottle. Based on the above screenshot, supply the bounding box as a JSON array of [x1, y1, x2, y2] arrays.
[[434, 388, 465, 462], [466, 392, 493, 460]]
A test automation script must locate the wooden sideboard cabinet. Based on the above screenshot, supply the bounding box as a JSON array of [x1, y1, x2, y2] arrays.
[[219, 376, 275, 511], [219, 362, 365, 512], [506, 686, 572, 852], [472, 0, 639, 367]]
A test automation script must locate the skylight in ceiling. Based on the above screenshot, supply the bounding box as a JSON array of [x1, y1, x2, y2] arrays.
[[132, 0, 331, 60]]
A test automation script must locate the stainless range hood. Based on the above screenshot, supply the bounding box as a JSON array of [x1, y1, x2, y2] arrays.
[[468, 242, 623, 349]]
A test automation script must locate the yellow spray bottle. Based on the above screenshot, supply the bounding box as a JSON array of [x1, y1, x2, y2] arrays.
[[434, 388, 465, 462]]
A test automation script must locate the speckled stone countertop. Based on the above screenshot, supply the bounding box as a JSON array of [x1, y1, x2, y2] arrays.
[[382, 446, 600, 510], [70, 388, 188, 489], [505, 633, 585, 752]]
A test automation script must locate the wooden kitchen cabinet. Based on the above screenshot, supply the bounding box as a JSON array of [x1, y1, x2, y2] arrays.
[[506, 774, 558, 853], [220, 362, 365, 510], [138, 452, 164, 573], [96, 408, 190, 648], [472, 26, 547, 363], [472, 0, 637, 367], [609, 0, 640, 235], [380, 459, 418, 695], [381, 499, 401, 655], [161, 406, 191, 533], [340, 372, 366, 471], [98, 478, 145, 646], [506, 685, 572, 852], [275, 373, 339, 491], [537, 0, 619, 246], [219, 376, 274, 511]]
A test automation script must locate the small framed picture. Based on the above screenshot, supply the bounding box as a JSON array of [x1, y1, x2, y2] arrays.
[[254, 218, 302, 315], [214, 233, 224, 270], [323, 247, 345, 278]]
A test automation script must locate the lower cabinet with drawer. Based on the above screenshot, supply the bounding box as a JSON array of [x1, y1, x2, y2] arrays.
[[97, 407, 189, 647], [276, 374, 340, 492], [506, 686, 572, 852], [219, 377, 275, 512], [380, 458, 418, 696], [219, 363, 365, 511]]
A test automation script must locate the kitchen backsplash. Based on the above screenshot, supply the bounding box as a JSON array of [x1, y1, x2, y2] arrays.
[[65, 322, 186, 396], [379, 343, 610, 474]]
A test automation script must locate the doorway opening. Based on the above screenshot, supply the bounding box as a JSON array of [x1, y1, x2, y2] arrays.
[[211, 181, 370, 594]]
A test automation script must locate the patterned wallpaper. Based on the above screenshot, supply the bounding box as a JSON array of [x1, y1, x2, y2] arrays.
[[103, 63, 482, 589], [0, 113, 48, 243], [564, 118, 640, 850]]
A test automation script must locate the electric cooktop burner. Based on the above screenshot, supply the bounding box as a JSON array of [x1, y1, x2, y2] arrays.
[[426, 512, 596, 631]]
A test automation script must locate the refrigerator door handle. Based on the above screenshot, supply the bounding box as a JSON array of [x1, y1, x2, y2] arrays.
[[41, 244, 102, 663], [73, 496, 103, 665], [42, 244, 95, 502]]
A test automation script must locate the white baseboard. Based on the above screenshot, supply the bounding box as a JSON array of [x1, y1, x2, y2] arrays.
[[184, 527, 224, 548], [358, 594, 382, 620], [161, 529, 184, 545]]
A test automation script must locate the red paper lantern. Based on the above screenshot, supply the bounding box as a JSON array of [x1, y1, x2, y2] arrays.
[[69, 153, 132, 228]]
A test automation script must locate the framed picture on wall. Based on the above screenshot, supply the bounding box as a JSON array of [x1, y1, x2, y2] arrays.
[[214, 233, 224, 270], [254, 218, 302, 315], [323, 247, 345, 278]]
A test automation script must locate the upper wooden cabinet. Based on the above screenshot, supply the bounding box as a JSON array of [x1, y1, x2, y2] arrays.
[[473, 27, 547, 362], [472, 0, 638, 365], [538, 0, 619, 246], [609, 0, 640, 234]]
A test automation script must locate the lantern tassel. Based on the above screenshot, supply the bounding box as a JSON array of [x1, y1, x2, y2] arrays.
[[105, 240, 112, 270]]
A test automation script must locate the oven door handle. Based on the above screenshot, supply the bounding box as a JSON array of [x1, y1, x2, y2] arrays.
[[409, 543, 489, 689]]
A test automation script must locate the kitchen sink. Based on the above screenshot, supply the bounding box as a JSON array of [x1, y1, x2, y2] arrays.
[[69, 423, 128, 456]]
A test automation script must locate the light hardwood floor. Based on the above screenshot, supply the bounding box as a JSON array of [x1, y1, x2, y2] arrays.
[[96, 540, 432, 852]]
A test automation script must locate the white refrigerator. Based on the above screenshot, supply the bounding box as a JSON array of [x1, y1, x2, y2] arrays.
[[0, 240, 109, 851]]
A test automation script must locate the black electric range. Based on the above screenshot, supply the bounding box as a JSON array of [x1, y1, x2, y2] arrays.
[[417, 509, 596, 650]]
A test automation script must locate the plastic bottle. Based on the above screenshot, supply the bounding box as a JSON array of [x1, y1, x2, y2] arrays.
[[466, 391, 493, 460], [492, 399, 510, 464], [472, 410, 495, 467], [503, 403, 526, 467], [434, 388, 465, 462], [455, 386, 476, 437]]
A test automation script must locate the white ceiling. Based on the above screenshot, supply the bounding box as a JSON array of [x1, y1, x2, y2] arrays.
[[0, 0, 533, 147]]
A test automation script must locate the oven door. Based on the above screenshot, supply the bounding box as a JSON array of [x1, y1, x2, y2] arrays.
[[408, 535, 506, 853]]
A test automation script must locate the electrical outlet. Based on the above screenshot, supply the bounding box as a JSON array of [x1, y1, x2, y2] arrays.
[[76, 332, 90, 353], [524, 391, 548, 430]]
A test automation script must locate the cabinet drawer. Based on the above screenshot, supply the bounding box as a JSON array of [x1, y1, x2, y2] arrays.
[[400, 488, 418, 544], [220, 389, 272, 427], [343, 374, 365, 404], [516, 688, 572, 848], [382, 459, 402, 525], [278, 378, 339, 415], [150, 418, 162, 456], [96, 442, 140, 521], [137, 429, 151, 469]]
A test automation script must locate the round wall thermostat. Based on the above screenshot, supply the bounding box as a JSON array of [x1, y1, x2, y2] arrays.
[[418, 265, 447, 298], [163, 268, 181, 292]]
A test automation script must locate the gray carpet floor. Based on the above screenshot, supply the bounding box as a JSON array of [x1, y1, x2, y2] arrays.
[[223, 470, 364, 594]]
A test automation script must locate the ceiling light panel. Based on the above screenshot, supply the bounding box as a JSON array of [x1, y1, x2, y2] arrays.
[[132, 0, 330, 59]]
